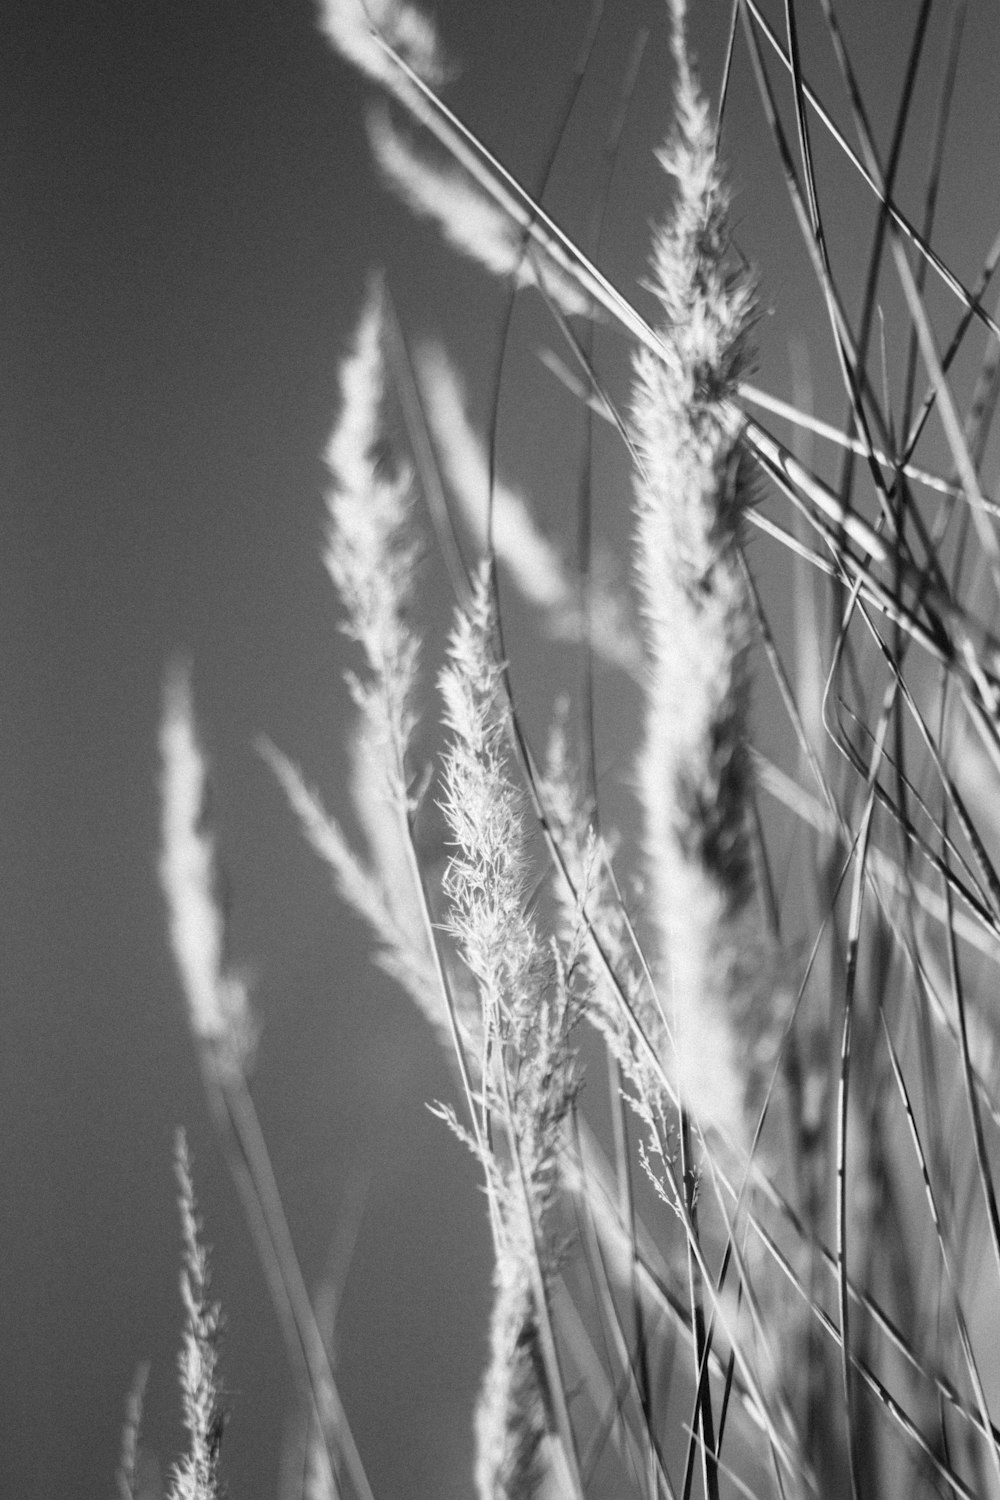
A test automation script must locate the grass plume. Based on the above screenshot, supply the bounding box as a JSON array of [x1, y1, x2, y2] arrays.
[[168, 1131, 227, 1500], [159, 666, 255, 1072], [629, 0, 764, 1148], [438, 572, 583, 1499]]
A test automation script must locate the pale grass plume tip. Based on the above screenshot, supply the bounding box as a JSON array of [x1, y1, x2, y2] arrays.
[[158, 664, 253, 1066], [629, 0, 765, 1148], [168, 1129, 226, 1500], [315, 0, 448, 98], [368, 110, 594, 318]]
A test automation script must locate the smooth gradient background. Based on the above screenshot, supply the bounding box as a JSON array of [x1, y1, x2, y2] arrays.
[[5, 1, 1000, 1495]]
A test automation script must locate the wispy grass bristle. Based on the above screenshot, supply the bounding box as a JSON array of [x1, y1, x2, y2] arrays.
[[115, 1362, 150, 1500], [439, 572, 583, 1498], [159, 666, 255, 1072], [315, 0, 447, 98], [322, 278, 420, 786], [168, 1131, 226, 1500], [630, 0, 766, 1147], [418, 343, 642, 674], [368, 111, 595, 317]]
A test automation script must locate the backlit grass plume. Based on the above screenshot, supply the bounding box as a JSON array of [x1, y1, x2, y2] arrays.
[[262, 279, 445, 1036], [315, 0, 447, 100], [114, 1363, 150, 1500], [418, 342, 642, 676], [368, 110, 595, 318], [630, 0, 763, 1146], [162, 680, 372, 1500], [168, 1131, 226, 1500], [439, 572, 583, 1500], [322, 276, 420, 790], [159, 666, 254, 1073]]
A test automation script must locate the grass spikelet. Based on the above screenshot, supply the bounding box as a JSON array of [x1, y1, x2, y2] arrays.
[[315, 0, 447, 99], [115, 1362, 150, 1500], [439, 571, 583, 1499], [159, 666, 254, 1071], [260, 738, 443, 1028], [438, 573, 541, 1019], [418, 343, 640, 673], [168, 1130, 227, 1500], [419, 342, 570, 607], [538, 717, 669, 1119], [262, 281, 457, 1047], [630, 0, 762, 1146], [473, 1212, 551, 1500], [318, 278, 427, 958], [322, 277, 420, 792], [368, 111, 594, 318]]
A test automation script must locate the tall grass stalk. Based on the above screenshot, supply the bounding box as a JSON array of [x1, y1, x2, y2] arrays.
[[155, 1, 1000, 1495]]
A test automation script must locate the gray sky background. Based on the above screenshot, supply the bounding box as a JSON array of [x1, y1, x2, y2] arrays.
[[4, 1, 1000, 1496]]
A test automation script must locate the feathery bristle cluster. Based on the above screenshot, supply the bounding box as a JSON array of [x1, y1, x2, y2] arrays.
[[264, 284, 450, 1038], [168, 1132, 226, 1500], [323, 279, 420, 798], [419, 344, 641, 673], [439, 573, 579, 1499], [318, 0, 597, 319], [159, 669, 254, 1070], [438, 574, 544, 1022], [539, 718, 669, 1107], [317, 283, 430, 971], [368, 112, 593, 317], [473, 1226, 550, 1500], [419, 343, 569, 609], [315, 0, 446, 99], [630, 2, 761, 1144], [115, 1363, 150, 1500]]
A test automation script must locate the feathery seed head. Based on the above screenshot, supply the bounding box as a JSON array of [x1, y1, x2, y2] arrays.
[[324, 278, 420, 785], [316, 0, 447, 97], [418, 343, 569, 607], [629, 5, 763, 1144], [474, 1265, 548, 1500], [438, 572, 536, 1010], [158, 667, 254, 1069], [169, 1131, 226, 1500], [438, 580, 580, 1498], [368, 112, 593, 317], [115, 1362, 150, 1500]]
